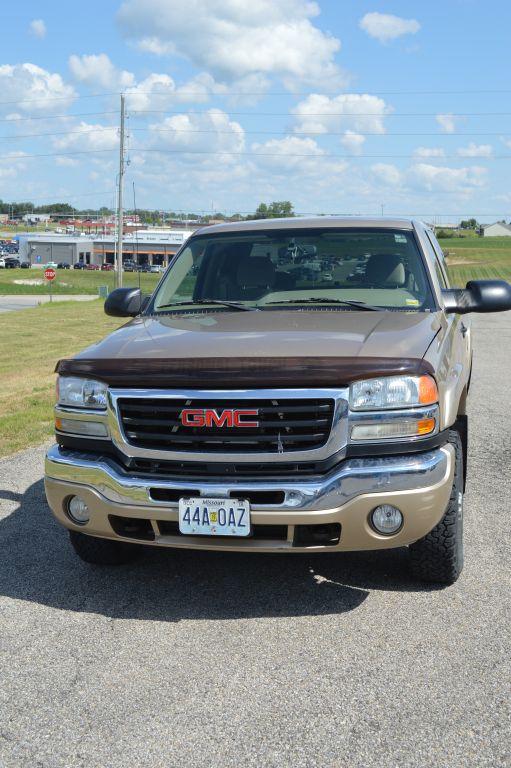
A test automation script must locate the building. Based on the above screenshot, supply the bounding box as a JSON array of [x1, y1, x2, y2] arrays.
[[16, 228, 196, 267], [93, 229, 194, 267], [22, 213, 51, 224], [482, 222, 511, 237], [18, 234, 94, 266]]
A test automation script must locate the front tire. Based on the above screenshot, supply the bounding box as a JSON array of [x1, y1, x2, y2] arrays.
[[69, 530, 141, 565], [409, 430, 464, 585]]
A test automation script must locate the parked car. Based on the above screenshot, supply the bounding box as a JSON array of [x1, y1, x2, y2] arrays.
[[57, 262, 70, 269], [123, 260, 137, 272], [137, 264, 151, 273], [101, 263, 115, 271], [43, 262, 58, 269], [0, 257, 5, 269], [73, 262, 86, 270], [20, 262, 31, 269], [86, 264, 100, 271], [4, 257, 20, 268], [150, 265, 163, 273]]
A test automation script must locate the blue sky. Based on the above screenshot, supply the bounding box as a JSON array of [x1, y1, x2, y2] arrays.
[[0, 0, 510, 220]]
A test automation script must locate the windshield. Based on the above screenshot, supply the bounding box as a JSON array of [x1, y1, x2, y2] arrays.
[[150, 228, 435, 313]]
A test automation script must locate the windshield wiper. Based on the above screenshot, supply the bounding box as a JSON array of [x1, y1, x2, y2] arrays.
[[155, 299, 259, 312], [265, 297, 383, 311]]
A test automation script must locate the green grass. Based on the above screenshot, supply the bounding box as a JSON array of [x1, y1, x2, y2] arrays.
[[438, 236, 511, 284], [0, 268, 161, 295], [0, 300, 122, 456]]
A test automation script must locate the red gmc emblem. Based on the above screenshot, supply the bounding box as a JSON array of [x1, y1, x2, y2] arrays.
[[180, 408, 259, 428]]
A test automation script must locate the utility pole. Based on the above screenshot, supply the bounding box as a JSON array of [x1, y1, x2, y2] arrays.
[[116, 94, 126, 288]]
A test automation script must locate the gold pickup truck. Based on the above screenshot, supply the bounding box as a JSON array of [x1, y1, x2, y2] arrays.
[[44, 218, 511, 583]]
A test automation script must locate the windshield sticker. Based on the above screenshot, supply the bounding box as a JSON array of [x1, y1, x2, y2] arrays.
[[406, 298, 420, 306], [394, 234, 407, 243]]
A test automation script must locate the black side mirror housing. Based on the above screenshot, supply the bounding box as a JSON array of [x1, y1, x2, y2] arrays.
[[104, 287, 149, 317], [443, 279, 511, 314]]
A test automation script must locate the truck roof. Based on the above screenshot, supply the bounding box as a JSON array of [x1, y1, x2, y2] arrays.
[[195, 216, 417, 236]]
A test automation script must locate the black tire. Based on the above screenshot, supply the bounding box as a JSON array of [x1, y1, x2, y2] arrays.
[[69, 530, 141, 565], [409, 430, 464, 585]]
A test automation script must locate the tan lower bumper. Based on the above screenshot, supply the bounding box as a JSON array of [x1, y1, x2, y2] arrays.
[[45, 447, 454, 553]]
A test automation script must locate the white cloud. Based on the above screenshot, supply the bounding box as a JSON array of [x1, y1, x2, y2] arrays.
[[125, 72, 229, 110], [341, 130, 365, 154], [29, 19, 47, 39], [55, 157, 80, 167], [53, 121, 119, 151], [251, 135, 327, 171], [117, 0, 346, 89], [408, 163, 487, 192], [371, 163, 402, 186], [292, 93, 390, 135], [413, 147, 445, 158], [436, 114, 457, 134], [69, 53, 135, 90], [0, 63, 75, 113], [457, 143, 493, 158], [149, 109, 245, 158], [359, 12, 420, 43], [0, 166, 18, 180]]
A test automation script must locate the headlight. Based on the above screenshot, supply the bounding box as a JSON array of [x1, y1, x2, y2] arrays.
[[349, 375, 438, 411], [57, 376, 108, 409]]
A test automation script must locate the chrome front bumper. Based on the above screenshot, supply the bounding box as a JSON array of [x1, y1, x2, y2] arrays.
[[45, 444, 454, 552]]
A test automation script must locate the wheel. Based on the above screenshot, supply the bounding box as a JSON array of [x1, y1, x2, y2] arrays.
[[409, 430, 464, 585], [69, 530, 141, 565]]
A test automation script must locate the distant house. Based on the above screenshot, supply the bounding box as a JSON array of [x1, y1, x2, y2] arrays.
[[482, 222, 511, 237]]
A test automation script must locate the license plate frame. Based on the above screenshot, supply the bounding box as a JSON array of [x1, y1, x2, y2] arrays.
[[178, 497, 251, 537]]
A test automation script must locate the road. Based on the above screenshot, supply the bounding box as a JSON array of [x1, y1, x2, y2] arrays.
[[0, 314, 509, 768], [0, 295, 96, 313]]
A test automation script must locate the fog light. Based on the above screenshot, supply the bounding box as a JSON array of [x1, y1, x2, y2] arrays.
[[371, 504, 403, 535], [67, 496, 90, 525]]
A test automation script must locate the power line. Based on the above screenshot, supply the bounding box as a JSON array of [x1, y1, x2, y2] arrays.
[[3, 88, 511, 106], [0, 111, 119, 123], [2, 147, 511, 162], [2, 127, 511, 141], [0, 149, 116, 161], [131, 109, 511, 117]]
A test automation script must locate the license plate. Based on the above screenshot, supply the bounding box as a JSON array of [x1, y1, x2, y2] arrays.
[[178, 497, 251, 537]]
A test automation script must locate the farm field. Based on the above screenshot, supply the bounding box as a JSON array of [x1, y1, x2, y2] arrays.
[[439, 236, 511, 284]]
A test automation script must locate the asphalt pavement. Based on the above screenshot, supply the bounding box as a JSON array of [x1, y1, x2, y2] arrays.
[[0, 313, 509, 767]]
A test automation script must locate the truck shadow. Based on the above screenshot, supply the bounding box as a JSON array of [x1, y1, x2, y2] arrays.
[[0, 479, 441, 623]]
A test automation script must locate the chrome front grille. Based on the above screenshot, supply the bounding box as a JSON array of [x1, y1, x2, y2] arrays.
[[117, 397, 335, 453]]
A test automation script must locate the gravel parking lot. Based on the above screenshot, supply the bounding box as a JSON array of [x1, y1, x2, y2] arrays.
[[0, 313, 509, 768]]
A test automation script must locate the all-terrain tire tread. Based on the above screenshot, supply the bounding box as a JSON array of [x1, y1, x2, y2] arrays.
[[409, 430, 464, 585]]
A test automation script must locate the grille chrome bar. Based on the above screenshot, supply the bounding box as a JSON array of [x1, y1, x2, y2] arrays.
[[117, 396, 334, 453], [107, 388, 350, 464]]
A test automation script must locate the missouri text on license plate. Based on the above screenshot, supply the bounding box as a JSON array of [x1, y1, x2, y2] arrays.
[[178, 497, 251, 537]]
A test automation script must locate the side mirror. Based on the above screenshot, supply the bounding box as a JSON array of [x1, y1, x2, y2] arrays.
[[443, 279, 511, 314], [104, 287, 149, 317]]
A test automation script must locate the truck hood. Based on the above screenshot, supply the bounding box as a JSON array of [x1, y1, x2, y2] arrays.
[[75, 309, 441, 361]]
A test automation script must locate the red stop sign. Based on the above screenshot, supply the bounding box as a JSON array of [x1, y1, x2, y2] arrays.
[[44, 267, 56, 281]]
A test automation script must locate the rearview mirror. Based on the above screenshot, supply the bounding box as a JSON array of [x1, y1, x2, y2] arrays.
[[442, 279, 511, 314], [104, 287, 149, 317]]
